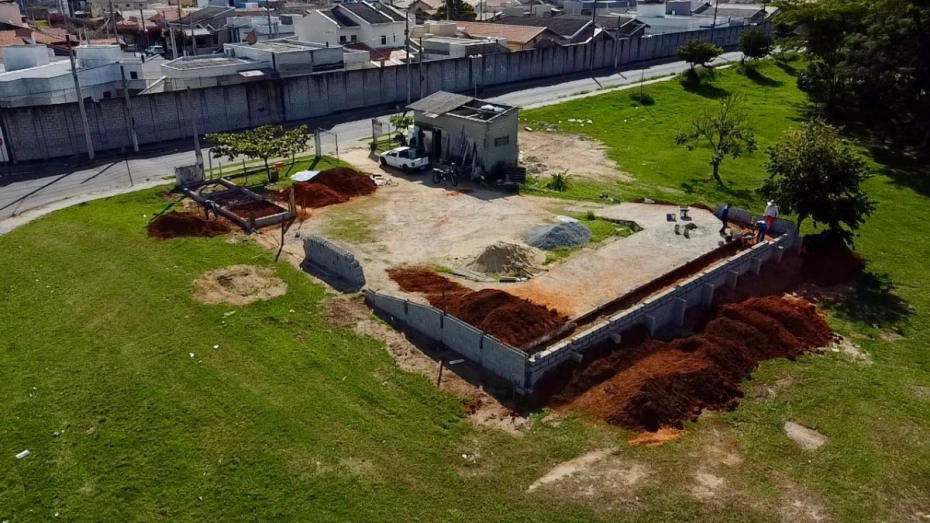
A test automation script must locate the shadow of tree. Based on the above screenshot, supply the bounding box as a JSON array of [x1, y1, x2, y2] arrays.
[[860, 139, 930, 198], [680, 78, 731, 99], [827, 271, 913, 327], [773, 59, 798, 76], [742, 66, 785, 88]]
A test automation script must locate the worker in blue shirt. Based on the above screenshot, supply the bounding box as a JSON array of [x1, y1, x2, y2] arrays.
[[719, 203, 731, 234]]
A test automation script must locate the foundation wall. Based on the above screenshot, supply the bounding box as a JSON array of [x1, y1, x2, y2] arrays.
[[302, 236, 366, 290]]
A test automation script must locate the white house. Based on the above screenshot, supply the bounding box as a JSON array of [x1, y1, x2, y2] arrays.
[[294, 2, 410, 49]]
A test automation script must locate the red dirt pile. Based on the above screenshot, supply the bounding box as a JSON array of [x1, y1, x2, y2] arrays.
[[291, 182, 349, 208], [800, 232, 864, 287], [226, 199, 283, 219], [314, 167, 376, 197], [547, 296, 833, 432], [147, 211, 231, 239], [387, 268, 569, 348]]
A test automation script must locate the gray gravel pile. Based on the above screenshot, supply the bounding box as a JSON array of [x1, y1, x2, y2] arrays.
[[524, 220, 592, 250]]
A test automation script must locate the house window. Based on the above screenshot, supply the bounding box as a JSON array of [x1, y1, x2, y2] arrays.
[[494, 136, 509, 146], [130, 71, 138, 79], [380, 35, 386, 45], [350, 35, 357, 42], [339, 35, 346, 43]]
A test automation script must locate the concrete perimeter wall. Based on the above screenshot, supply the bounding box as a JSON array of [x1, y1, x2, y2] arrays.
[[525, 208, 800, 388], [364, 289, 529, 390], [0, 25, 755, 162], [303, 235, 366, 289]]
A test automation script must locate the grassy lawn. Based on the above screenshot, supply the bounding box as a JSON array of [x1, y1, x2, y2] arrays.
[[2, 59, 930, 521]]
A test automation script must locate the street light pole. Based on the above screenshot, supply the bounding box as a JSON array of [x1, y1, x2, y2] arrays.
[[68, 35, 95, 161], [710, 1, 720, 44], [405, 4, 411, 104]]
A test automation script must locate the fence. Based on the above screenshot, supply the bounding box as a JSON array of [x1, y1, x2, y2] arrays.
[[0, 25, 756, 162]]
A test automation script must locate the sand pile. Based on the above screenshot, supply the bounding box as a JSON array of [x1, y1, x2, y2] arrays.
[[546, 296, 833, 431], [387, 267, 569, 349], [147, 212, 231, 239], [466, 242, 545, 275], [525, 219, 592, 250]]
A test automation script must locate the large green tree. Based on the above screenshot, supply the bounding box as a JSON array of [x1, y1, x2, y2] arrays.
[[739, 27, 772, 62], [760, 120, 874, 245], [675, 39, 722, 71], [676, 95, 758, 185], [433, 0, 476, 21], [207, 125, 291, 183]]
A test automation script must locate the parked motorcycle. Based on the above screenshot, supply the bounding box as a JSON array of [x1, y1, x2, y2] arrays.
[[431, 164, 459, 187]]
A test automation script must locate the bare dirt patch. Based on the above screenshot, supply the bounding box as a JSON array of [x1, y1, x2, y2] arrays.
[[527, 448, 650, 504], [783, 421, 828, 451], [521, 131, 633, 182], [193, 265, 287, 306], [627, 427, 683, 447], [689, 471, 726, 501], [826, 335, 871, 364]]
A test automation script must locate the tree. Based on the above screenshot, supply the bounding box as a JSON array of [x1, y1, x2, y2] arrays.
[[206, 125, 289, 183], [675, 39, 722, 71], [760, 120, 874, 245], [433, 0, 476, 21], [281, 125, 309, 166], [739, 27, 771, 62], [675, 95, 758, 184]]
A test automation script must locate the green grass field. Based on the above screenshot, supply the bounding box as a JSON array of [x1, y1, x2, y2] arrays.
[[2, 60, 930, 521]]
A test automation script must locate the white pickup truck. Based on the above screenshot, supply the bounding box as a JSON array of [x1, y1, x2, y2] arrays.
[[378, 147, 429, 173]]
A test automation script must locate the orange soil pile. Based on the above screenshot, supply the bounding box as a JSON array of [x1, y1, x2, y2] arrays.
[[226, 199, 283, 219], [387, 268, 569, 349], [800, 232, 864, 287], [147, 211, 231, 239], [291, 182, 349, 208], [314, 167, 376, 197], [547, 296, 833, 432]]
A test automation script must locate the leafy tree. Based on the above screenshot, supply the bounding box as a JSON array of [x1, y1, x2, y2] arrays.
[[433, 0, 476, 21], [389, 114, 414, 130], [675, 39, 722, 71], [207, 125, 289, 183], [739, 27, 771, 62], [675, 95, 758, 185], [760, 120, 874, 245], [281, 125, 309, 165]]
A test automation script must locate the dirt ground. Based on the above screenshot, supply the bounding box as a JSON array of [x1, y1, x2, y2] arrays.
[[520, 130, 634, 182], [268, 149, 722, 319], [192, 265, 288, 306]]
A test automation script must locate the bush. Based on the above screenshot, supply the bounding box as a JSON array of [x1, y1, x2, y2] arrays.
[[629, 92, 655, 106], [547, 172, 571, 192], [584, 210, 597, 221]]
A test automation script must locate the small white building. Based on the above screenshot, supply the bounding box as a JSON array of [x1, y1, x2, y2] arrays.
[[294, 1, 410, 49], [225, 39, 345, 74], [0, 44, 144, 106]]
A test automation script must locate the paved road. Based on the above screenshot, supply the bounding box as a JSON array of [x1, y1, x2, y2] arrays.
[[0, 52, 740, 232]]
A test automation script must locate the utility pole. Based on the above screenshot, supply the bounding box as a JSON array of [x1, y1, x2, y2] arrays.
[[445, 0, 450, 20], [266, 2, 274, 40], [120, 66, 139, 152], [189, 7, 198, 54], [418, 36, 424, 99], [186, 87, 204, 173], [68, 35, 95, 161], [140, 8, 147, 50], [589, 0, 596, 72], [405, 3, 411, 104], [710, 1, 719, 44], [107, 0, 114, 40]]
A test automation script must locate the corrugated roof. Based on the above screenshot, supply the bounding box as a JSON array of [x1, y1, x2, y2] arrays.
[[454, 21, 547, 44], [322, 7, 359, 28], [407, 91, 472, 116], [493, 15, 590, 38], [340, 2, 393, 24]]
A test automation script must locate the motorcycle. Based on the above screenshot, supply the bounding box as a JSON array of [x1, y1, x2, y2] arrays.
[[432, 164, 459, 187]]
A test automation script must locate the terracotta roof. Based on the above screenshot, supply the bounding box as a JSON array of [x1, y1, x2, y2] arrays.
[[30, 31, 68, 44], [0, 29, 23, 46], [151, 7, 187, 21], [454, 21, 547, 45]]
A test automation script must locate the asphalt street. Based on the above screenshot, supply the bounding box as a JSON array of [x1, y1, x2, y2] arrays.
[[0, 52, 740, 231]]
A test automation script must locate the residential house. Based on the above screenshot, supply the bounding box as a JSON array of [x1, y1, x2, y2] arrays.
[[293, 2, 409, 49], [0, 0, 23, 25], [166, 6, 235, 55], [692, 3, 772, 25], [492, 14, 615, 44], [450, 21, 562, 50]]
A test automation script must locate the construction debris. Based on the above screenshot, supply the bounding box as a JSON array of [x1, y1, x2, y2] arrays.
[[524, 218, 592, 250]]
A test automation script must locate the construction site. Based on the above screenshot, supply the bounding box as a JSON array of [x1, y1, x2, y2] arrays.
[[146, 128, 860, 435]]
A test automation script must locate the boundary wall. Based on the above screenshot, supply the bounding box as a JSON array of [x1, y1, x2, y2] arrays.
[[0, 25, 755, 162], [303, 235, 366, 289]]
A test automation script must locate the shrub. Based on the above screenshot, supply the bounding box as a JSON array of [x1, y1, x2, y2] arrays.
[[547, 172, 571, 192], [629, 92, 655, 106]]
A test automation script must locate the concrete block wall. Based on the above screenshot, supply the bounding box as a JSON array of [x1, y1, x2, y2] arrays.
[[1, 24, 757, 162], [524, 227, 798, 389], [364, 289, 529, 390], [302, 235, 366, 289]]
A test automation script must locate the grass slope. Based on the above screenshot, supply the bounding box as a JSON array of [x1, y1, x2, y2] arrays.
[[1, 61, 929, 521]]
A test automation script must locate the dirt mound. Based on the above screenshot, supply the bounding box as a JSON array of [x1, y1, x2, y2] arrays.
[[524, 219, 592, 250], [466, 242, 544, 275], [547, 296, 833, 431], [801, 233, 864, 287], [147, 212, 231, 239], [226, 199, 283, 219], [292, 182, 349, 208], [315, 167, 376, 197], [193, 264, 288, 306], [387, 267, 569, 348]]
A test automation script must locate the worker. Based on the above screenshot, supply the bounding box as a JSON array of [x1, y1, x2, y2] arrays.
[[764, 201, 779, 230], [719, 202, 731, 234], [755, 219, 768, 244]]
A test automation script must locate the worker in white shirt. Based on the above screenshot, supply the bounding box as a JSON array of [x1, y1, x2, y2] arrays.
[[764, 201, 779, 230]]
